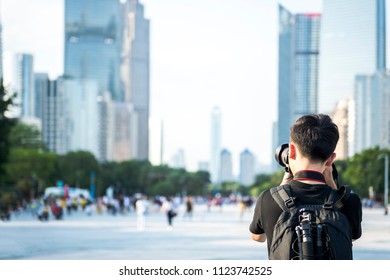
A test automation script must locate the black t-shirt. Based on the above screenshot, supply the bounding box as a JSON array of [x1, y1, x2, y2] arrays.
[[249, 180, 362, 256]]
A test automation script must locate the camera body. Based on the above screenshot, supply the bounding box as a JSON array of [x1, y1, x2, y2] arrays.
[[274, 143, 339, 186], [274, 143, 291, 173]]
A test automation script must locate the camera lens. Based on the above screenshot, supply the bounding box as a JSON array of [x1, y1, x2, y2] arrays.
[[275, 143, 290, 173], [275, 143, 289, 167]]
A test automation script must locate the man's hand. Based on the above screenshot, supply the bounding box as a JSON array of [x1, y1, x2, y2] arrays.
[[280, 172, 293, 185], [323, 165, 337, 189]]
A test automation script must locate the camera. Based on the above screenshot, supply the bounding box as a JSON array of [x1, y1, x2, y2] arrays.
[[274, 143, 339, 187], [275, 143, 290, 173]]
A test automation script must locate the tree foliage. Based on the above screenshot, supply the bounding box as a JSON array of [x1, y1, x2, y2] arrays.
[[250, 169, 285, 197], [9, 123, 44, 150], [0, 80, 15, 183], [56, 151, 100, 189], [5, 148, 57, 198], [7, 122, 389, 209], [339, 146, 390, 199]]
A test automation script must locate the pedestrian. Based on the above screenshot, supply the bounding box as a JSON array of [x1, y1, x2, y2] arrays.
[[249, 114, 362, 259], [135, 196, 149, 231], [162, 197, 177, 230], [183, 196, 194, 221]]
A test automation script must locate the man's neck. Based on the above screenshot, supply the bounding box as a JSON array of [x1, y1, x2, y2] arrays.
[[292, 161, 326, 185], [293, 170, 326, 185]]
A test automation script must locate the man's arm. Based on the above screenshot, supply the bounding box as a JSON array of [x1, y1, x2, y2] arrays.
[[251, 233, 266, 242]]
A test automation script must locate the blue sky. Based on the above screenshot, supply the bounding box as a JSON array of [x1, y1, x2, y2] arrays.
[[2, 0, 323, 174]]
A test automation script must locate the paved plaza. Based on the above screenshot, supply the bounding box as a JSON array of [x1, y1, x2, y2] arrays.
[[0, 204, 389, 260]]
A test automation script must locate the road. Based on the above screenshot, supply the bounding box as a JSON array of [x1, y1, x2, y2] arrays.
[[0, 204, 389, 260]]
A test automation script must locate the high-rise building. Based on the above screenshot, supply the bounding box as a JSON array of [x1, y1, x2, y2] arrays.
[[319, 0, 386, 113], [34, 73, 50, 120], [122, 0, 150, 160], [330, 98, 349, 160], [99, 91, 115, 161], [277, 5, 320, 145], [112, 101, 136, 162], [220, 149, 233, 183], [64, 0, 122, 101], [64, 0, 150, 162], [41, 77, 66, 154], [16, 53, 35, 118], [210, 106, 222, 184], [63, 79, 101, 157], [352, 70, 390, 154], [239, 149, 255, 186], [42, 76, 113, 160]]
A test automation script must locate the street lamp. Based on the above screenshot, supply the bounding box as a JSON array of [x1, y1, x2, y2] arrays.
[[378, 154, 389, 215]]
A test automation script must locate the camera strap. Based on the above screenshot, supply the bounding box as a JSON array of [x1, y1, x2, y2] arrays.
[[293, 170, 326, 184]]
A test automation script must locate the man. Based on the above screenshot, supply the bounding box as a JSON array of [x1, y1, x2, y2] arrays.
[[135, 196, 149, 231], [249, 114, 362, 259]]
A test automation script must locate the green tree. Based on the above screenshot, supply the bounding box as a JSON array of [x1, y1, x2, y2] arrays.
[[250, 169, 285, 197], [0, 80, 15, 185], [9, 123, 44, 150], [149, 180, 175, 196], [57, 151, 100, 190], [5, 148, 57, 200], [185, 171, 210, 196], [341, 147, 390, 199]]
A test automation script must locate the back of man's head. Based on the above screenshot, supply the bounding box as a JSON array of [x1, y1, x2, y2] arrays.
[[290, 114, 339, 162]]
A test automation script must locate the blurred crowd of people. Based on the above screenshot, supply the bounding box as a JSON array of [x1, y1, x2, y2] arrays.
[[2, 192, 256, 227]]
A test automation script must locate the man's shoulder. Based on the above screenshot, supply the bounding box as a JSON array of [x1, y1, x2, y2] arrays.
[[258, 187, 274, 200], [257, 187, 281, 209], [344, 190, 362, 208]]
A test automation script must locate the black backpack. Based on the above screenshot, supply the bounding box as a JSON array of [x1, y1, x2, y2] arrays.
[[269, 185, 353, 260]]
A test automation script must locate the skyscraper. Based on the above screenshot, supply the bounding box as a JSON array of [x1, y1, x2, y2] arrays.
[[319, 0, 386, 113], [330, 98, 349, 160], [16, 53, 35, 118], [63, 79, 101, 156], [220, 148, 233, 183], [277, 5, 320, 145], [122, 0, 150, 160], [41, 77, 66, 154], [239, 149, 255, 186], [64, 0, 122, 101], [352, 70, 390, 154], [34, 73, 49, 120], [210, 106, 222, 184], [64, 0, 150, 162]]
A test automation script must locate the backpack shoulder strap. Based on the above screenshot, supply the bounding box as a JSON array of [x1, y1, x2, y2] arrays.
[[270, 185, 296, 211], [324, 185, 351, 210]]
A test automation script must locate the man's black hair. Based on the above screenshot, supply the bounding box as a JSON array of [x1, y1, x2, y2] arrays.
[[290, 114, 339, 162]]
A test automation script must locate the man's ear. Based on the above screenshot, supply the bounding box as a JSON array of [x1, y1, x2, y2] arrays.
[[325, 153, 336, 167], [289, 143, 297, 160]]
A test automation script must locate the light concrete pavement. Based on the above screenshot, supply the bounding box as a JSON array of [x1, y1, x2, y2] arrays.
[[0, 204, 389, 260]]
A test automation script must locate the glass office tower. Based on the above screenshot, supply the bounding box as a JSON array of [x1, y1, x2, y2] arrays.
[[16, 53, 35, 118], [122, 0, 150, 160], [277, 5, 320, 145], [64, 0, 122, 101], [319, 0, 386, 113]]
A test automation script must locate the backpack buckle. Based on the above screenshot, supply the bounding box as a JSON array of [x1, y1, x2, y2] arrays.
[[285, 197, 296, 208], [323, 202, 333, 210]]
